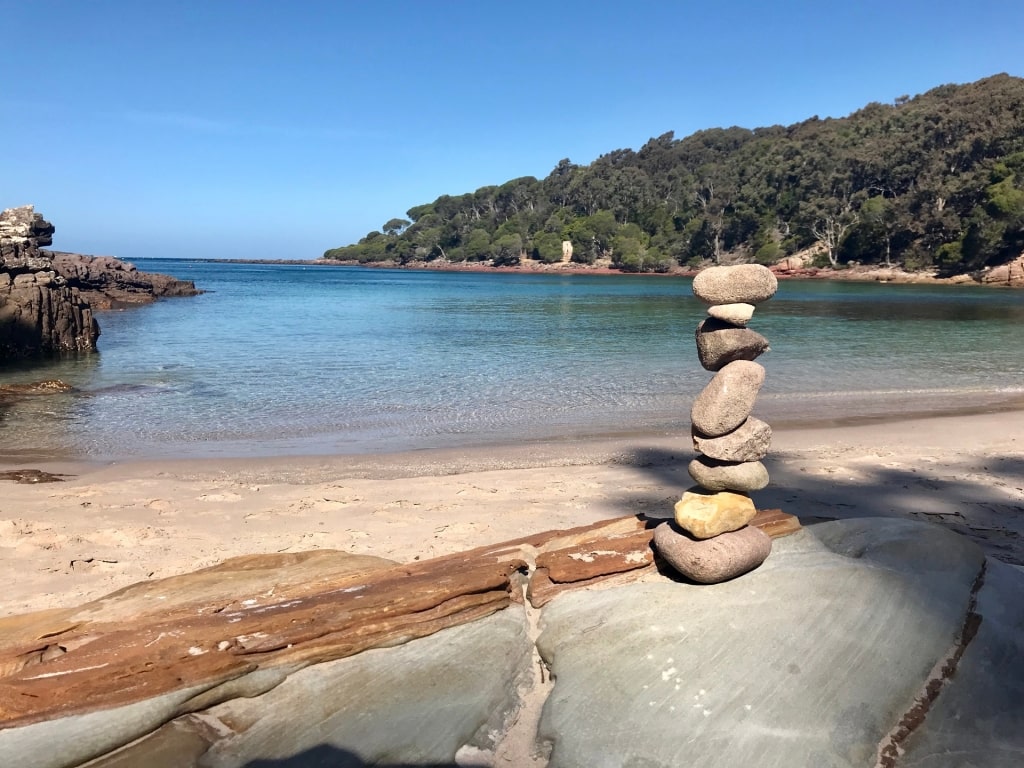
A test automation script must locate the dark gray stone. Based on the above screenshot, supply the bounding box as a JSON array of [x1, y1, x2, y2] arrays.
[[695, 317, 770, 371], [653, 522, 772, 583]]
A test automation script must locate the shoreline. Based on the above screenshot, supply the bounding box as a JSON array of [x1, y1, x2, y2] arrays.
[[2, 408, 1022, 617], [156, 256, 1022, 288], [3, 388, 1023, 469], [6, 402, 1022, 481], [2, 391, 1024, 468]]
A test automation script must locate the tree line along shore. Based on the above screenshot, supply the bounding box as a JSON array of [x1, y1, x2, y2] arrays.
[[324, 74, 1024, 282]]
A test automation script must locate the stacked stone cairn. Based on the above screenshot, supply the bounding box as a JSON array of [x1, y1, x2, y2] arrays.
[[654, 264, 779, 584]]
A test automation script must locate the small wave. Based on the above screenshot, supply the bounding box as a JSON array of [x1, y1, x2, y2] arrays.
[[760, 385, 1024, 399]]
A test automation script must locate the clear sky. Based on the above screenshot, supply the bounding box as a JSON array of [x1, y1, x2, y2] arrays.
[[2, 0, 1021, 261]]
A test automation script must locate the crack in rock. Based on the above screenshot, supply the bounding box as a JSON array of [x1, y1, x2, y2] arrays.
[[873, 560, 987, 768], [489, 582, 553, 767]]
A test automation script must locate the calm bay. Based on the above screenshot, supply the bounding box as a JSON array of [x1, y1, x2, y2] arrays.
[[1, 261, 1022, 461]]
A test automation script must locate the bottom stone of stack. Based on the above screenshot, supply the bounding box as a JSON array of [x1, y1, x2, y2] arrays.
[[653, 522, 772, 584]]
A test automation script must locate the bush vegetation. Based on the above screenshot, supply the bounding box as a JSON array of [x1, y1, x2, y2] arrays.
[[325, 75, 1024, 275]]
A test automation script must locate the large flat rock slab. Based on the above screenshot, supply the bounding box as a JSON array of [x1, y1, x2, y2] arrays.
[[11, 514, 1022, 767], [897, 557, 1024, 767], [535, 519, 987, 768], [86, 607, 533, 767], [0, 546, 530, 768]]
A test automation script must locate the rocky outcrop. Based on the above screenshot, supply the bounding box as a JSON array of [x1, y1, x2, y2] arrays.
[[537, 519, 1003, 768], [0, 206, 98, 357], [981, 253, 1024, 286], [0, 512, 798, 767], [1, 205, 201, 361], [46, 251, 201, 309], [0, 512, 794, 768]]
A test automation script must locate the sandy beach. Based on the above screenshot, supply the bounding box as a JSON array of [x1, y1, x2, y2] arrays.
[[1, 409, 1022, 617]]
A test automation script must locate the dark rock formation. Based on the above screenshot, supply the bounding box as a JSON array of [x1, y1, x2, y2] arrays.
[[1, 205, 201, 362], [46, 251, 201, 309], [0, 206, 98, 358]]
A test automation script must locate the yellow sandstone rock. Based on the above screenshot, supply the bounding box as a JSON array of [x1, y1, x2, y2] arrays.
[[673, 488, 757, 539]]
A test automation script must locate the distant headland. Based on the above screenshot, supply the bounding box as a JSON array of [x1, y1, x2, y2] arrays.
[[322, 74, 1024, 288]]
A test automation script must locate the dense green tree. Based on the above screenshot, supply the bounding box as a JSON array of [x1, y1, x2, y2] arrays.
[[463, 228, 492, 261], [325, 75, 1024, 276], [382, 218, 411, 236], [531, 232, 565, 263], [492, 234, 523, 266]]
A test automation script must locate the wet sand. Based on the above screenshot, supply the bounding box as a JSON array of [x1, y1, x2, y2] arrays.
[[1, 409, 1022, 617]]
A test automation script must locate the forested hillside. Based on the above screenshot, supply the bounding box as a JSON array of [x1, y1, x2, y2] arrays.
[[325, 74, 1024, 275]]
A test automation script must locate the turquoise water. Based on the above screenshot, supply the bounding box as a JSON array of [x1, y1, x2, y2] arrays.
[[1, 261, 1022, 460]]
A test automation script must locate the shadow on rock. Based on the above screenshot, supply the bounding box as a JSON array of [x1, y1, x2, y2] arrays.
[[243, 744, 481, 768]]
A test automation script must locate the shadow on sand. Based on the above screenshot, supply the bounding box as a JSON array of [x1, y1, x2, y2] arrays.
[[611, 446, 1024, 564]]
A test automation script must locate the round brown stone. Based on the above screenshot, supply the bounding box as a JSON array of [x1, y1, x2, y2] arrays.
[[692, 264, 778, 305], [695, 318, 770, 371], [653, 522, 772, 584], [690, 360, 765, 437]]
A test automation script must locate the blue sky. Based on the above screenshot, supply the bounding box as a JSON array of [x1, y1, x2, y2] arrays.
[[2, 0, 1021, 261]]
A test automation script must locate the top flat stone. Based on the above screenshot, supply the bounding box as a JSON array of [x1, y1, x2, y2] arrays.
[[692, 265, 778, 305]]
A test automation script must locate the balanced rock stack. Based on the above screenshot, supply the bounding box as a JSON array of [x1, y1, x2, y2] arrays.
[[654, 264, 778, 584]]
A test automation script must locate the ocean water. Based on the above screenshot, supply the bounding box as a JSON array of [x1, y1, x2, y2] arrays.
[[1, 261, 1022, 461]]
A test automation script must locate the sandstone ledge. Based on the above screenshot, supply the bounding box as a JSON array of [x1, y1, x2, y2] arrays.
[[0, 511, 797, 730], [4, 515, 1024, 768]]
